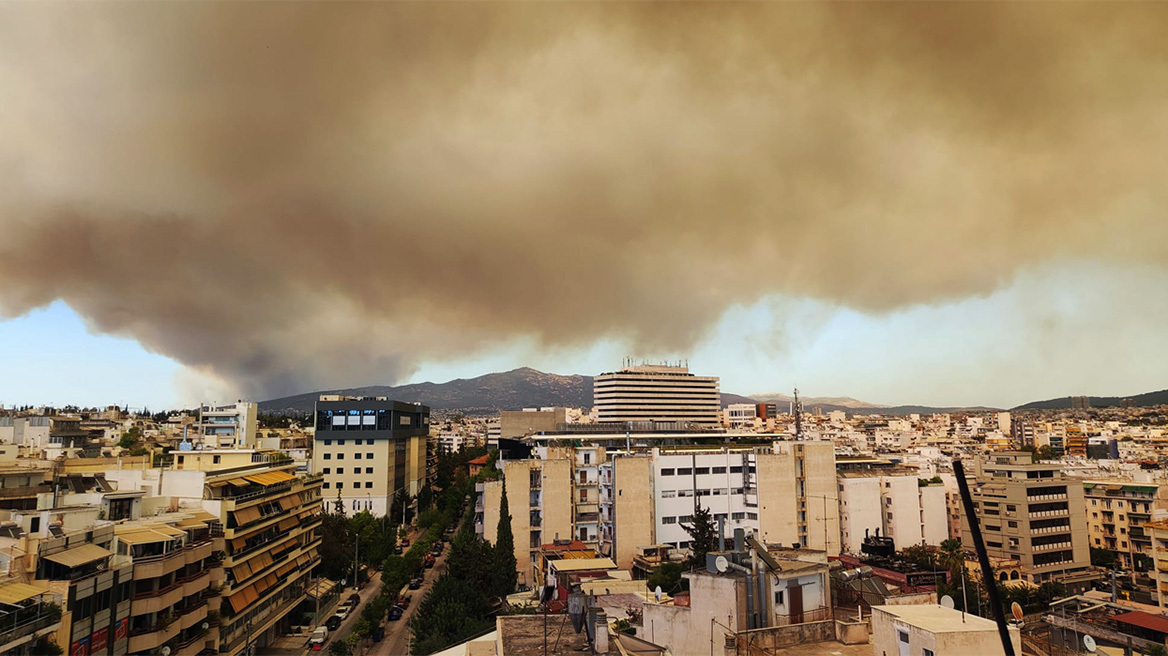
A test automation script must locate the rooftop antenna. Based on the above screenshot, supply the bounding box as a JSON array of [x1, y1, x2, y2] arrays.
[[793, 388, 803, 440]]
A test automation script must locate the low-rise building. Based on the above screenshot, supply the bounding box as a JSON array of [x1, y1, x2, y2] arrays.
[[870, 604, 1021, 656]]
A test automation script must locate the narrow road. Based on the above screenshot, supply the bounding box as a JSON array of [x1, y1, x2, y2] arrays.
[[370, 544, 450, 656]]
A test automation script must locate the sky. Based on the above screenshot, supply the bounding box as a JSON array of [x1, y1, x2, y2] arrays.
[[0, 4, 1166, 411]]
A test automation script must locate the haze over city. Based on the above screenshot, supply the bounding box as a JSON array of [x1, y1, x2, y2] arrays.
[[1, 3, 1166, 409]]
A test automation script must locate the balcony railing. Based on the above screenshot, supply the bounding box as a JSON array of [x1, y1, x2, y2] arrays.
[[0, 604, 61, 647]]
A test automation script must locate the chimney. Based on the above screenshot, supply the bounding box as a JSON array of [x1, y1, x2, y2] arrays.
[[593, 611, 608, 654]]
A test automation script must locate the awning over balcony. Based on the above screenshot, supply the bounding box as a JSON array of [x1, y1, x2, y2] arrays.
[[278, 494, 299, 511], [42, 543, 111, 567], [243, 471, 296, 486], [117, 529, 181, 545], [232, 506, 262, 526], [0, 581, 50, 606]]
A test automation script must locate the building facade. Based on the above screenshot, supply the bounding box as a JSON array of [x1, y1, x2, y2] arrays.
[[312, 397, 429, 517], [963, 452, 1092, 586], [837, 467, 947, 555], [592, 365, 720, 427], [195, 402, 258, 449]]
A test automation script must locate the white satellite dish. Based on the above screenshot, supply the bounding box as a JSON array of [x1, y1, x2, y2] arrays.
[[160, 648, 171, 656], [715, 555, 729, 573], [654, 585, 662, 602], [1083, 635, 1097, 653], [939, 595, 955, 609], [1011, 602, 1024, 622]]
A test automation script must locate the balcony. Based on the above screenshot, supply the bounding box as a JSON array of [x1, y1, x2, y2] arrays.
[[0, 604, 62, 652], [1028, 509, 1068, 518], [128, 603, 207, 653], [1032, 542, 1072, 552], [131, 584, 185, 616]]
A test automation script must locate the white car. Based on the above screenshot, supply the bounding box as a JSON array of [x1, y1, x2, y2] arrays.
[[309, 627, 328, 651], [334, 603, 353, 621]]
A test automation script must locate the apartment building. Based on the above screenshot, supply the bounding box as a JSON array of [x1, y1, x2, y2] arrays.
[[837, 465, 947, 555], [723, 404, 757, 428], [599, 442, 839, 568], [476, 457, 572, 587], [0, 416, 50, 450], [195, 402, 258, 449], [963, 452, 1092, 587], [592, 365, 720, 427], [1142, 520, 1168, 609], [312, 397, 429, 517], [1083, 481, 1165, 573]]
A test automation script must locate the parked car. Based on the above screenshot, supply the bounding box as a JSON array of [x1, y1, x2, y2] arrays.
[[396, 594, 412, 608], [325, 615, 342, 631], [423, 553, 435, 569], [372, 626, 385, 642], [408, 577, 423, 590], [400, 537, 411, 547], [334, 604, 353, 621], [309, 627, 328, 651], [388, 607, 403, 621], [348, 593, 361, 607]]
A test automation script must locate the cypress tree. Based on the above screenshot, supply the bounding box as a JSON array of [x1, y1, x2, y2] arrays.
[[490, 483, 518, 597]]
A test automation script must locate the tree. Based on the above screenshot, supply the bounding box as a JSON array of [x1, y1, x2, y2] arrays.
[[490, 483, 518, 598], [681, 502, 717, 568], [1091, 546, 1119, 569], [319, 512, 353, 582], [1144, 645, 1168, 656], [646, 562, 687, 594], [939, 539, 964, 576], [1037, 445, 1056, 461]]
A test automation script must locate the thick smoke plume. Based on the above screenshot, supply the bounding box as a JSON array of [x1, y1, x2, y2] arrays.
[[1, 4, 1166, 398]]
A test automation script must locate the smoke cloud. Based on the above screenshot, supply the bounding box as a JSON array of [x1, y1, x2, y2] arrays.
[[1, 3, 1166, 398]]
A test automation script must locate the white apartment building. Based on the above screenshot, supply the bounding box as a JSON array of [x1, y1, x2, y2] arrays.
[[593, 364, 721, 427], [600, 442, 840, 567], [724, 404, 757, 428], [0, 416, 50, 449], [838, 468, 948, 555], [196, 401, 258, 448]]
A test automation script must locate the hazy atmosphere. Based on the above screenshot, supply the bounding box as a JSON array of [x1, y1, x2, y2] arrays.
[[2, 3, 1166, 408]]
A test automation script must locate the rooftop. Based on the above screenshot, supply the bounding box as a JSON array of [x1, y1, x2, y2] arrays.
[[872, 604, 1001, 634], [497, 615, 618, 655]]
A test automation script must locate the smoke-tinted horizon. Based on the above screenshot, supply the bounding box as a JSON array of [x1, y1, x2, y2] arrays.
[[1, 4, 1166, 409]]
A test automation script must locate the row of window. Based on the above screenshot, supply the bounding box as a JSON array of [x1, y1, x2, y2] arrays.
[[323, 439, 379, 445], [660, 488, 746, 499], [322, 452, 375, 460], [322, 467, 376, 475], [659, 466, 754, 476], [661, 511, 756, 525], [323, 481, 376, 489]]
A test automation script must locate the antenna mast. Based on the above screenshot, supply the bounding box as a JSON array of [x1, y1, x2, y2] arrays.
[[793, 388, 803, 440]]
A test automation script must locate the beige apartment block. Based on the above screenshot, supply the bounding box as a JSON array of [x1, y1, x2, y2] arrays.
[[1083, 480, 1164, 574], [479, 457, 574, 587], [1143, 519, 1168, 609], [593, 365, 721, 426], [607, 455, 654, 570], [871, 604, 1021, 656], [963, 452, 1093, 588], [500, 408, 567, 439]]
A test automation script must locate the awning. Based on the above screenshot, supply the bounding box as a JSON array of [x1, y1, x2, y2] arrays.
[[207, 480, 229, 488], [231, 560, 253, 581], [0, 581, 49, 606], [227, 478, 252, 487], [42, 543, 111, 568], [278, 517, 298, 532], [227, 585, 254, 614], [192, 510, 221, 523], [278, 495, 299, 511], [117, 530, 179, 545], [232, 506, 262, 526], [277, 562, 297, 578], [244, 471, 296, 487], [175, 519, 207, 529]]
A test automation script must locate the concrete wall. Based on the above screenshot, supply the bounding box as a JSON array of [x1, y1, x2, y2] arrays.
[[757, 452, 797, 547], [500, 409, 565, 439], [801, 442, 840, 555], [641, 603, 695, 656], [501, 461, 532, 585], [883, 475, 923, 549], [919, 485, 948, 546], [733, 621, 835, 653], [840, 477, 882, 555], [613, 455, 654, 570], [541, 458, 573, 546]]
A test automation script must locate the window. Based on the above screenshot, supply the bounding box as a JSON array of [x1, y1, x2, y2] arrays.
[[924, 650, 935, 656], [366, 467, 373, 474], [732, 512, 745, 520], [324, 440, 332, 446], [355, 453, 362, 460], [338, 439, 346, 445], [323, 482, 331, 489], [661, 491, 676, 499], [677, 468, 692, 476], [337, 482, 344, 489], [662, 517, 677, 525], [367, 453, 374, 459], [213, 455, 221, 464], [712, 466, 727, 474], [730, 466, 743, 474], [695, 467, 710, 475], [337, 453, 344, 460], [679, 541, 690, 549], [177, 456, 184, 465], [774, 590, 784, 605], [678, 490, 694, 498], [1008, 521, 1018, 528], [337, 467, 344, 475], [898, 631, 909, 644], [697, 489, 710, 497], [661, 468, 675, 476], [584, 453, 592, 465], [323, 468, 331, 475], [747, 512, 758, 520], [366, 482, 374, 489], [324, 453, 331, 460], [679, 515, 693, 523]]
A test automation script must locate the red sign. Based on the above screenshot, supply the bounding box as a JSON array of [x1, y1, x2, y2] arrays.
[[91, 627, 108, 653], [70, 636, 89, 656], [114, 618, 128, 642]]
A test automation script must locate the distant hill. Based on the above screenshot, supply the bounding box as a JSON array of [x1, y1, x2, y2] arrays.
[[1014, 388, 1168, 411], [751, 392, 887, 409], [260, 367, 758, 415]]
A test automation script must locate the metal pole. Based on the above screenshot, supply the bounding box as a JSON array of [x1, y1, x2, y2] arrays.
[[953, 459, 1016, 656]]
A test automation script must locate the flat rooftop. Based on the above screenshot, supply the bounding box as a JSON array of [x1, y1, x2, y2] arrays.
[[498, 615, 618, 655], [872, 604, 1000, 634]]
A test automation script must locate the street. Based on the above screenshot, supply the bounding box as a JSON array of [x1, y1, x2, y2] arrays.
[[370, 541, 450, 656]]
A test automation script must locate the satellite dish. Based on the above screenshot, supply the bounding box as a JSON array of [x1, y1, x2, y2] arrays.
[[654, 586, 663, 602], [940, 595, 955, 609], [1083, 635, 1097, 653], [202, 622, 210, 631], [160, 648, 171, 656], [1011, 602, 1024, 622], [715, 555, 729, 573]]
